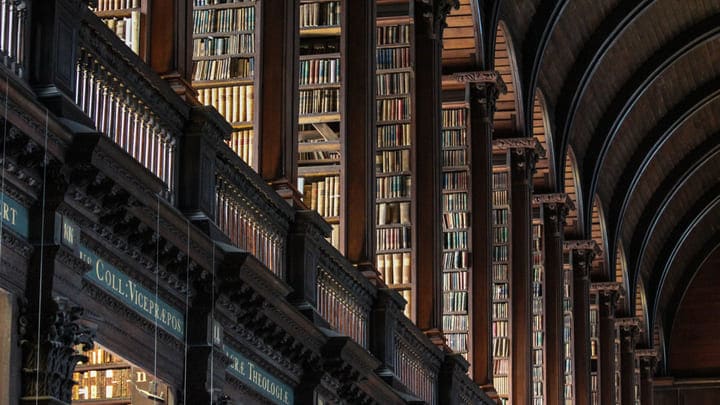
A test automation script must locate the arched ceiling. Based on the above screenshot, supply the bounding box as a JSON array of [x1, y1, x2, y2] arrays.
[[440, 0, 720, 348]]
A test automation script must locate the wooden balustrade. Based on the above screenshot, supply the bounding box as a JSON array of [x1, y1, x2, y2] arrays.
[[74, 8, 190, 201], [0, 0, 25, 75], [315, 237, 375, 349], [393, 315, 442, 404]]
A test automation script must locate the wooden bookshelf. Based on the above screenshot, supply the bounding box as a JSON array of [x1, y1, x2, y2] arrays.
[[375, 10, 415, 319], [563, 250, 575, 404], [192, 0, 257, 167], [590, 292, 600, 405], [297, 0, 343, 248], [93, 0, 145, 57], [492, 150, 511, 404], [441, 103, 471, 365], [72, 345, 173, 404], [531, 204, 545, 405]]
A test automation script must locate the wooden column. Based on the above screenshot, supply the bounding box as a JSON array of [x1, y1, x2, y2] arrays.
[[493, 137, 541, 405], [593, 282, 622, 405], [618, 318, 640, 405], [343, 0, 376, 264], [566, 240, 601, 405], [636, 349, 658, 405], [535, 193, 573, 405], [148, 0, 194, 99], [412, 0, 455, 336], [257, 0, 301, 204], [455, 71, 504, 387]]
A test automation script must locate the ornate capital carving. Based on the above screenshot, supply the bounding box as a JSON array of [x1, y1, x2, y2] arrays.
[[493, 138, 545, 179], [416, 0, 460, 39], [564, 240, 601, 277], [18, 297, 94, 402], [455, 70, 508, 96], [533, 193, 574, 227], [617, 317, 642, 350], [636, 349, 659, 375]]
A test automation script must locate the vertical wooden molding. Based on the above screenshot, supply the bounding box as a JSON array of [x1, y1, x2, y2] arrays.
[[593, 282, 622, 405], [149, 0, 195, 99], [257, 0, 302, 204], [343, 0, 376, 263], [566, 240, 602, 405], [535, 193, 573, 405], [412, 0, 447, 332], [618, 318, 641, 405], [637, 349, 658, 405], [464, 71, 504, 387]]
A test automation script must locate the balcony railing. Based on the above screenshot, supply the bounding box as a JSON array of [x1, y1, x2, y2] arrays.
[[75, 8, 189, 201], [315, 237, 375, 349], [0, 0, 25, 76], [214, 145, 292, 279], [394, 314, 442, 404]]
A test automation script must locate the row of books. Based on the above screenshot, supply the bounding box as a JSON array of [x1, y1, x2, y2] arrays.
[[493, 189, 509, 205], [493, 356, 510, 372], [446, 333, 468, 353], [377, 24, 410, 46], [532, 296, 544, 313], [193, 34, 254, 57], [376, 149, 410, 173], [442, 211, 468, 229], [328, 224, 340, 248], [493, 283, 509, 300], [494, 375, 510, 397], [442, 271, 468, 291], [442, 250, 470, 269], [442, 291, 467, 312], [533, 329, 544, 347], [443, 231, 468, 250], [299, 58, 340, 86], [493, 208, 509, 225], [442, 149, 467, 167], [376, 252, 411, 284], [442, 314, 468, 331], [399, 288, 412, 318], [493, 245, 509, 261], [78, 346, 123, 366], [377, 201, 411, 225], [193, 57, 254, 81], [377, 48, 411, 70], [493, 302, 509, 318], [193, 7, 255, 34], [299, 1, 341, 28], [194, 0, 251, 6], [378, 124, 411, 148], [442, 171, 468, 190], [377, 97, 410, 122], [376, 175, 411, 199], [533, 348, 544, 365], [443, 192, 468, 212], [196, 84, 254, 124], [72, 368, 133, 400], [493, 320, 509, 337], [377, 226, 411, 251], [102, 14, 140, 54], [226, 130, 253, 166], [442, 109, 467, 127], [492, 172, 509, 189], [378, 72, 411, 95], [300, 175, 340, 218], [493, 226, 509, 243], [442, 129, 467, 147], [299, 88, 340, 115], [493, 263, 509, 281], [300, 39, 339, 55], [95, 0, 140, 10]]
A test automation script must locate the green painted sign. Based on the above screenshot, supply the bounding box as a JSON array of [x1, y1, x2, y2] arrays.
[[56, 214, 185, 340], [0, 193, 28, 237], [224, 345, 294, 405]]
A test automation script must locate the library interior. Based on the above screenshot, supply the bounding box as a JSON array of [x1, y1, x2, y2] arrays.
[[1, 0, 719, 404]]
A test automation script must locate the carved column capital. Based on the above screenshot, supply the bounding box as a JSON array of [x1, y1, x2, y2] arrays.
[[415, 0, 460, 39], [533, 193, 574, 228], [636, 348, 659, 375], [617, 317, 641, 352], [564, 239, 601, 279], [493, 137, 545, 178], [592, 281, 623, 316]]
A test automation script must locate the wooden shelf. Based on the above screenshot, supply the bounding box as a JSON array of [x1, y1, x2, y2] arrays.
[[194, 2, 256, 11], [300, 26, 341, 36], [299, 112, 341, 124]]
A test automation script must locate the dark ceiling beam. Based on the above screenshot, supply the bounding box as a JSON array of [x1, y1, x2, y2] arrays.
[[581, 14, 720, 234], [631, 135, 720, 292], [608, 81, 720, 287], [647, 185, 720, 337], [663, 234, 720, 371], [521, 0, 568, 139], [554, 0, 654, 189]]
